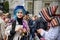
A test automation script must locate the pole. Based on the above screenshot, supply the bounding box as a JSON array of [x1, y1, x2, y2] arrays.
[[32, 0, 34, 15]]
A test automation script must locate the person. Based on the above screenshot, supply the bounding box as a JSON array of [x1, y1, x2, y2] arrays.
[[34, 17, 48, 40], [29, 16, 37, 40], [36, 5, 59, 40], [4, 13, 14, 27], [0, 10, 6, 40], [36, 18, 59, 40], [56, 17, 60, 40], [23, 11, 29, 20], [5, 6, 29, 40]]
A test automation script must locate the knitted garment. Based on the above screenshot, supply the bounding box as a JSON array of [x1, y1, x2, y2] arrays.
[[39, 5, 59, 27]]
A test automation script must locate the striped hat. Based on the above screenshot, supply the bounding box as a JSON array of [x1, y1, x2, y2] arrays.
[[51, 17, 59, 27], [39, 5, 59, 27], [39, 8, 52, 22], [47, 5, 58, 16]]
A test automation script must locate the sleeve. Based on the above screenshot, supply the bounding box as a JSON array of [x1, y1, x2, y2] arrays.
[[5, 25, 16, 36], [1, 21, 6, 38], [10, 29, 16, 35], [40, 27, 59, 40], [5, 25, 12, 36], [24, 20, 30, 32]]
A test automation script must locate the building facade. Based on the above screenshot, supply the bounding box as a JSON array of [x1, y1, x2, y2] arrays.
[[25, 0, 60, 15], [7, 0, 60, 16], [0, 0, 4, 3], [7, 0, 25, 16]]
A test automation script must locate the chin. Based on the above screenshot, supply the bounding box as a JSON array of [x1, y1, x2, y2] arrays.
[[18, 17, 22, 18]]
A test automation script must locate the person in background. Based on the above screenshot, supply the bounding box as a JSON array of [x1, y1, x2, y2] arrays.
[[23, 11, 37, 40], [0, 10, 6, 40], [23, 11, 29, 20], [23, 11, 31, 40], [29, 15, 38, 40], [5, 6, 29, 40], [4, 13, 15, 27]]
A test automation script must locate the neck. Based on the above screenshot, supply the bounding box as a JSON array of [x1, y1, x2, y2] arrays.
[[17, 17, 23, 25]]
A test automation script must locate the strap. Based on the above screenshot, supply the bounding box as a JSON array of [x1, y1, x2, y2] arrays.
[[12, 20, 16, 29]]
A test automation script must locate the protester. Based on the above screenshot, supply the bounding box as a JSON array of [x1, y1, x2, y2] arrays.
[[36, 5, 60, 40], [0, 10, 6, 40], [0, 4, 59, 40], [5, 6, 29, 40], [34, 17, 48, 40], [36, 19, 59, 40], [29, 15, 37, 40]]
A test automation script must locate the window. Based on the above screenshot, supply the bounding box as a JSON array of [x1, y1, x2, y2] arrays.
[[45, 3, 50, 7], [27, 1, 33, 14]]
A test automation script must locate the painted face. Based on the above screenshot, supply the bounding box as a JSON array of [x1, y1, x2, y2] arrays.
[[16, 10, 23, 18]]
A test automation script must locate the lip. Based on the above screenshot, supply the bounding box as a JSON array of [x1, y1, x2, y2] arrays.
[[18, 15, 22, 16]]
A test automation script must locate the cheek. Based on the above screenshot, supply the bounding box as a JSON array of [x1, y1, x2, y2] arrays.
[[16, 13, 18, 17], [16, 13, 23, 18], [19, 14, 23, 17], [20, 14, 23, 16]]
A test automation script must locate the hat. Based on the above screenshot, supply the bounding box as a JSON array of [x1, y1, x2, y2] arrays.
[[51, 17, 59, 27], [47, 5, 58, 16], [39, 8, 52, 22]]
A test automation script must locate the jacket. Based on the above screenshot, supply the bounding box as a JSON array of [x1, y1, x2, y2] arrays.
[[5, 19, 29, 40]]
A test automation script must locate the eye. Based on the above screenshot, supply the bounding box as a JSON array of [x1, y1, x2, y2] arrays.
[[20, 12, 22, 13], [18, 12, 22, 14]]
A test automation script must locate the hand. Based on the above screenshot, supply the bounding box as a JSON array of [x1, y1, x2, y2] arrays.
[[15, 25, 23, 32], [22, 28, 26, 33], [3, 34, 7, 40], [27, 28, 30, 33], [34, 32, 37, 36], [37, 29, 43, 33]]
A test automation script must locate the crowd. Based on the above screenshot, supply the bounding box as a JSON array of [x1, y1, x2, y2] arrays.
[[0, 5, 60, 40]]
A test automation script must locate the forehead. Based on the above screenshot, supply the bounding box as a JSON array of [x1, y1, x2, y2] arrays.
[[17, 9, 22, 12]]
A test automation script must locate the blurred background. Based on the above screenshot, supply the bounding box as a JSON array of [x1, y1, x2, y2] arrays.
[[0, 0, 60, 16]]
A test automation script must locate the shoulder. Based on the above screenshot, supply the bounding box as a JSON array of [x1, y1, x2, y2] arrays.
[[23, 19, 27, 23]]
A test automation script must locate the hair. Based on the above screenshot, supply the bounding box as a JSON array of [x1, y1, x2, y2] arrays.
[[25, 11, 29, 15], [0, 10, 3, 16]]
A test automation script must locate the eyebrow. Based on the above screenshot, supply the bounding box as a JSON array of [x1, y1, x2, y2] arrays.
[[19, 12, 22, 13]]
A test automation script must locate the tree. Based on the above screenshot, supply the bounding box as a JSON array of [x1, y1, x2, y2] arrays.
[[3, 1, 9, 13]]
